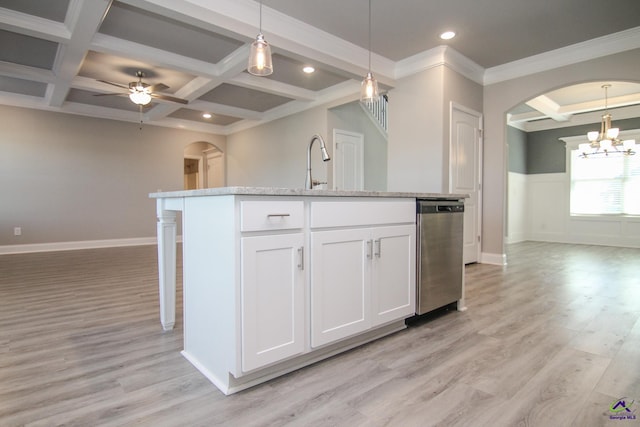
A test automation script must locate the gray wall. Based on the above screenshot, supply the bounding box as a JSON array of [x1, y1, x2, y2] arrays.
[[226, 106, 329, 189], [526, 117, 640, 174], [0, 105, 225, 246], [507, 126, 527, 173]]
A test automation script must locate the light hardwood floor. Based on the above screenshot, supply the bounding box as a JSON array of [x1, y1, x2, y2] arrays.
[[1, 242, 639, 426]]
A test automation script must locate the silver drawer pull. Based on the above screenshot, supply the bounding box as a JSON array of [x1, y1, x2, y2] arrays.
[[298, 247, 304, 270], [267, 213, 291, 218]]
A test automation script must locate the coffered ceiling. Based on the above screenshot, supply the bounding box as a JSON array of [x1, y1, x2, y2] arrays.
[[1, 0, 640, 134]]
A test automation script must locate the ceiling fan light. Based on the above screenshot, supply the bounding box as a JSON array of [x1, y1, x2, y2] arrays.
[[129, 91, 151, 105], [248, 34, 273, 76]]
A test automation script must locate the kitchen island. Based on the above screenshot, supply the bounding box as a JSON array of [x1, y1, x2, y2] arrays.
[[151, 187, 465, 395]]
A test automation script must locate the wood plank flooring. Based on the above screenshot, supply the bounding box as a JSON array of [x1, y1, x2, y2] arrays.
[[1, 242, 639, 426]]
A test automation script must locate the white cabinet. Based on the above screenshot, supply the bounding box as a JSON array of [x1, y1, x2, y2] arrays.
[[370, 225, 416, 326], [173, 194, 417, 395], [241, 233, 305, 372], [310, 228, 370, 347], [310, 200, 416, 348]]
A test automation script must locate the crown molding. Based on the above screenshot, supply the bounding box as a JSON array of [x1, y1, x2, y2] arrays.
[[484, 26, 640, 85], [394, 45, 484, 84]]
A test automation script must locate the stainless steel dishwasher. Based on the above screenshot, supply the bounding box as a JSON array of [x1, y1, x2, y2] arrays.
[[416, 199, 464, 315]]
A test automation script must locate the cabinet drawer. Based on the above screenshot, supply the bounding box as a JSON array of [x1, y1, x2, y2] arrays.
[[241, 201, 304, 232], [310, 200, 415, 228]]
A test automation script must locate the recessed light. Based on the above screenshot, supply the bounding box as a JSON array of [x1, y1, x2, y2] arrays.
[[202, 113, 212, 119], [440, 31, 456, 40], [302, 66, 315, 74]]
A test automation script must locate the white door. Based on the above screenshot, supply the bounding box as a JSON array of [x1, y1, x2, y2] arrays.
[[450, 104, 482, 264], [370, 225, 416, 326], [310, 228, 370, 348], [240, 233, 305, 372], [206, 152, 225, 188], [333, 129, 364, 191]]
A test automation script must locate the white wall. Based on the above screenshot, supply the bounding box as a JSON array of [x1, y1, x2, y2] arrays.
[[0, 105, 225, 250], [506, 171, 527, 243], [511, 173, 640, 248]]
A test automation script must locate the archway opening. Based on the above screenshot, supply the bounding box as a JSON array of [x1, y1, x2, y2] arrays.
[[183, 141, 225, 190]]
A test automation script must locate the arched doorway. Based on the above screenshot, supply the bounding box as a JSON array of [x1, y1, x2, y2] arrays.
[[183, 141, 225, 190], [505, 80, 640, 246]]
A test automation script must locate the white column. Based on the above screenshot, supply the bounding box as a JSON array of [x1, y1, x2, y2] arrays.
[[157, 200, 178, 330]]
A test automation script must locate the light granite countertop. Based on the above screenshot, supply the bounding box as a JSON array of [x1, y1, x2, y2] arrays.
[[149, 186, 468, 200]]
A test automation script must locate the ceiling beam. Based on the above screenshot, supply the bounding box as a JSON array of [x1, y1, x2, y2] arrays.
[[525, 95, 571, 122], [48, 0, 112, 107]]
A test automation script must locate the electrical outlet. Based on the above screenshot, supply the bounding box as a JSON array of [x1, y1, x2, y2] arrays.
[[14, 227, 22, 236]]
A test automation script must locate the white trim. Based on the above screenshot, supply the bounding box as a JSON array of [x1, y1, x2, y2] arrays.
[[395, 46, 484, 84], [480, 252, 507, 266], [0, 236, 183, 255]]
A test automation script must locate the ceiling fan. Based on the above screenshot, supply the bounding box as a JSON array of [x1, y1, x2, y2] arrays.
[[95, 70, 188, 106]]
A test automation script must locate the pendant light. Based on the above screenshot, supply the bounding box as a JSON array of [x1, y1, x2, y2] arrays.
[[360, 0, 379, 102], [578, 84, 636, 158], [248, 0, 273, 76]]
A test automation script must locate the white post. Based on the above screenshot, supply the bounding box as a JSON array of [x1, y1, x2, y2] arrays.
[[157, 200, 178, 330]]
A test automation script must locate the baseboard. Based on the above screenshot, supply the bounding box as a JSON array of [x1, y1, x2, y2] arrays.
[[0, 237, 163, 255], [480, 251, 507, 265]]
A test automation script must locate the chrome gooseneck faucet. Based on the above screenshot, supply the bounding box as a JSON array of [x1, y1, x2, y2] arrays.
[[305, 134, 330, 189]]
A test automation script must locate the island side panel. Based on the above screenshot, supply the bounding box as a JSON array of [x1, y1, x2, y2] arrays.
[[181, 195, 239, 392], [156, 198, 183, 331]]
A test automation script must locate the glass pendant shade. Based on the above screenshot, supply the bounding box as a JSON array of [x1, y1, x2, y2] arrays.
[[579, 143, 591, 153], [360, 72, 379, 102], [600, 139, 613, 151], [587, 131, 599, 142], [606, 127, 619, 139], [129, 91, 151, 105], [248, 33, 273, 76], [623, 139, 636, 150]]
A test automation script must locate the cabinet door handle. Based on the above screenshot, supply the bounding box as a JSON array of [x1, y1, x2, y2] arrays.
[[267, 213, 291, 218], [297, 247, 304, 270], [374, 239, 381, 258], [367, 239, 373, 259]]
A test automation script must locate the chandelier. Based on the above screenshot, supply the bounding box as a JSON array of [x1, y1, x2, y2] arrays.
[[578, 84, 636, 158]]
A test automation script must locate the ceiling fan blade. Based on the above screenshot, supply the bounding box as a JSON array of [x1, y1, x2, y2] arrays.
[[149, 83, 170, 92], [96, 79, 129, 90], [93, 92, 125, 97], [151, 93, 188, 104]]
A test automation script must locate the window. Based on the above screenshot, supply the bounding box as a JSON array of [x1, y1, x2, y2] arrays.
[[570, 150, 640, 215]]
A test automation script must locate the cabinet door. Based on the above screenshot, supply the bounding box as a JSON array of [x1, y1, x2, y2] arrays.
[[241, 233, 305, 372], [371, 225, 416, 326], [310, 229, 371, 348]]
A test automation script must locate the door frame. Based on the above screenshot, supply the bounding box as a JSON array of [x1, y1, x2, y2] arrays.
[[449, 102, 483, 264], [184, 154, 204, 189]]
